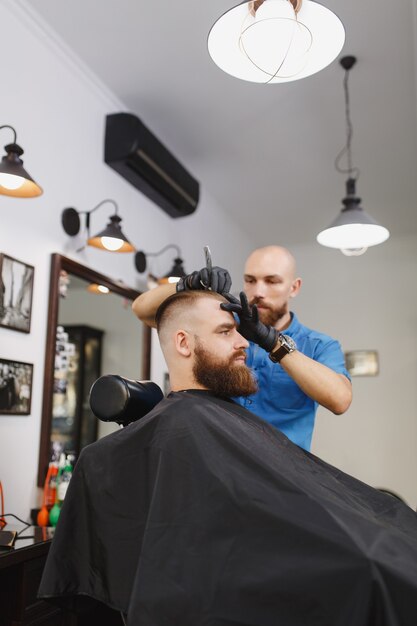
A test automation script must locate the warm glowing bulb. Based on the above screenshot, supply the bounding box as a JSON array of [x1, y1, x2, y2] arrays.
[[101, 236, 123, 251], [87, 283, 111, 294], [0, 173, 25, 190]]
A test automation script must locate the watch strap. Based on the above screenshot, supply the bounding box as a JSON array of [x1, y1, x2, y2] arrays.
[[269, 334, 296, 363], [269, 344, 291, 363]]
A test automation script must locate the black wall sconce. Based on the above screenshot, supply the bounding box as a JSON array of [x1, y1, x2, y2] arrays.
[[61, 199, 136, 253], [0, 125, 43, 197], [134, 244, 186, 284]]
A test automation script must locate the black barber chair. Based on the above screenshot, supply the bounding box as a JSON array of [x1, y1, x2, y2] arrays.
[[88, 375, 164, 625], [90, 375, 164, 426]]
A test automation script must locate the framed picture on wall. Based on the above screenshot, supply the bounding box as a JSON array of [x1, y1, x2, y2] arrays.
[[0, 253, 34, 333], [344, 350, 379, 377], [0, 357, 34, 415]]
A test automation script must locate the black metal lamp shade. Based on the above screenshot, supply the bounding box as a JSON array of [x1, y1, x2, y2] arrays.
[[87, 214, 136, 253], [317, 179, 389, 250], [0, 143, 43, 198], [162, 257, 186, 279]]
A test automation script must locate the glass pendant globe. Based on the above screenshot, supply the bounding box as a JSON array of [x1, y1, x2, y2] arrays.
[[208, 0, 345, 83]]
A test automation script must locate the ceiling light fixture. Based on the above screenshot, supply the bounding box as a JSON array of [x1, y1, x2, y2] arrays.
[[317, 56, 390, 255], [0, 125, 43, 197], [61, 199, 136, 253], [208, 0, 345, 84], [134, 244, 186, 285]]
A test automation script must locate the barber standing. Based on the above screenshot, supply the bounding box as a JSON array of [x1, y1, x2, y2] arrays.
[[132, 245, 352, 451]]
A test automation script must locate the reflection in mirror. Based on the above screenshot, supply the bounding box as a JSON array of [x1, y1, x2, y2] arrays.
[[38, 254, 150, 485]]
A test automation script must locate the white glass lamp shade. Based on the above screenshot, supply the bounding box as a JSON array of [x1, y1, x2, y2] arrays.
[[208, 0, 345, 83]]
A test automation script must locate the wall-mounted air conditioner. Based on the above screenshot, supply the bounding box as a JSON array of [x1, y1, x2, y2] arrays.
[[104, 112, 199, 219]]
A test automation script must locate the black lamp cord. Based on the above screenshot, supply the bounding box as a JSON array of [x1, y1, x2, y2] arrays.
[[84, 198, 119, 232], [0, 513, 33, 539], [145, 244, 181, 259], [334, 69, 360, 181]]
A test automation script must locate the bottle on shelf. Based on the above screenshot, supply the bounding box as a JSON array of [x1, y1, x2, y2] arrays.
[[37, 443, 62, 527], [49, 453, 74, 527], [57, 455, 73, 503]]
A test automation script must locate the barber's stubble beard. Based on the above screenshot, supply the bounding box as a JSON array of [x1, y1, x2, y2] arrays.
[[193, 341, 258, 398], [251, 297, 287, 327]]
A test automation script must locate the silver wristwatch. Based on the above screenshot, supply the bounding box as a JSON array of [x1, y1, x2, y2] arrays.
[[269, 334, 297, 363]]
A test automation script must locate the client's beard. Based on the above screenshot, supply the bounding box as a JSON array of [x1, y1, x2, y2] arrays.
[[251, 298, 287, 327], [193, 341, 258, 398]]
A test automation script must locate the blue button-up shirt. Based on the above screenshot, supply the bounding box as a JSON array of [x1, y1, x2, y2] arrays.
[[234, 313, 350, 451]]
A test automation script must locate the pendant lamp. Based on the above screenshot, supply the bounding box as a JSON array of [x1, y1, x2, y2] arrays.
[[0, 125, 43, 197], [208, 0, 345, 84], [61, 199, 135, 253], [317, 56, 389, 255]]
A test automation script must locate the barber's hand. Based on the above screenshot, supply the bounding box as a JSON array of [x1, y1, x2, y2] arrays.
[[221, 292, 279, 352], [176, 266, 232, 295]]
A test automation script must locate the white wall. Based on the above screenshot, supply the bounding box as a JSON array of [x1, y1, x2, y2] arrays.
[[0, 0, 253, 521], [291, 234, 417, 508]]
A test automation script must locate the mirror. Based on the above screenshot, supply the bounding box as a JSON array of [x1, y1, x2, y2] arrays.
[[37, 253, 151, 486]]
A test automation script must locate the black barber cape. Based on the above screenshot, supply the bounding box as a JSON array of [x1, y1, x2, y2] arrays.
[[39, 390, 417, 626]]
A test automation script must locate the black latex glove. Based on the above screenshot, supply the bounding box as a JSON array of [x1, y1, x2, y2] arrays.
[[221, 291, 279, 352], [176, 266, 232, 295]]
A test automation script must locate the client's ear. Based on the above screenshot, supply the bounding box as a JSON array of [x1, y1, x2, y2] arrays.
[[175, 330, 192, 357]]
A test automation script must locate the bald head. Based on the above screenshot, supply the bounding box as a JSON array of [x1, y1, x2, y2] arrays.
[[245, 246, 297, 281]]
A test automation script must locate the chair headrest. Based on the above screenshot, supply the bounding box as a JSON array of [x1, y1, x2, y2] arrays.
[[89, 375, 164, 426]]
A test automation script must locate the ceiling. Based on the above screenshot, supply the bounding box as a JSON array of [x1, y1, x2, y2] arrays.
[[30, 0, 417, 247]]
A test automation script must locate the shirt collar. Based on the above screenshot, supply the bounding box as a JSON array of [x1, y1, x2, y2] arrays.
[[284, 311, 300, 336]]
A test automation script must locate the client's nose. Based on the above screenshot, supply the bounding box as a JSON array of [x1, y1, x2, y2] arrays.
[[235, 331, 249, 350]]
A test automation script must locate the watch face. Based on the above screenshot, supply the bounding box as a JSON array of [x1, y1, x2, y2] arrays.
[[281, 334, 297, 351], [269, 334, 297, 363]]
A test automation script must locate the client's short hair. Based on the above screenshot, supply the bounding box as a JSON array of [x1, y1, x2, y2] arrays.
[[156, 291, 226, 334]]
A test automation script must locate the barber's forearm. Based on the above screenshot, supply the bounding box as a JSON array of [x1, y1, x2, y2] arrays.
[[278, 351, 352, 414], [132, 284, 176, 328]]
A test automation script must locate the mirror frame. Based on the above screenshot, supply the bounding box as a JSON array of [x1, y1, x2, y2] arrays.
[[37, 253, 151, 486]]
